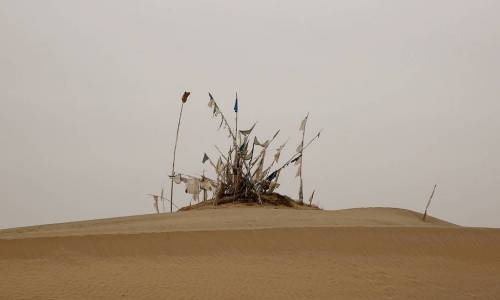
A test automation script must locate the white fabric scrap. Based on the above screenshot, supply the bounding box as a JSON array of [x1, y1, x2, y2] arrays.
[[239, 123, 256, 136], [299, 115, 308, 131], [244, 151, 253, 160], [216, 158, 224, 175], [186, 179, 200, 195], [200, 180, 214, 191], [273, 151, 281, 163], [295, 167, 301, 178], [174, 174, 182, 184], [255, 137, 270, 148]]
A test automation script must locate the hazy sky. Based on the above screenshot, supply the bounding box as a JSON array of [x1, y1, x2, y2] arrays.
[[1, 0, 499, 229]]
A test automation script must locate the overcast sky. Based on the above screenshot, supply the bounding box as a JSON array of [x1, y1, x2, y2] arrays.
[[1, 0, 499, 229]]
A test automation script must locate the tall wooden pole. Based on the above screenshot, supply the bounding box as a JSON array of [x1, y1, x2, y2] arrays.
[[298, 113, 308, 203], [160, 187, 165, 213], [170, 92, 190, 213], [233, 92, 239, 197], [423, 184, 437, 221], [202, 170, 207, 202]]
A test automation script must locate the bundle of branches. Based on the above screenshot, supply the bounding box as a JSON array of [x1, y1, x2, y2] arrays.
[[199, 92, 322, 206]]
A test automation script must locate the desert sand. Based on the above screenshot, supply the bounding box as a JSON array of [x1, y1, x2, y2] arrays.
[[1, 207, 500, 299]]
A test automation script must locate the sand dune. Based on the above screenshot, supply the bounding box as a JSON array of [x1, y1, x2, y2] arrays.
[[0, 207, 454, 239], [1, 207, 499, 299]]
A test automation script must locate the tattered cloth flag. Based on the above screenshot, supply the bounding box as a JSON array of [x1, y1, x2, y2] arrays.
[[216, 158, 224, 175], [200, 179, 215, 191], [182, 91, 191, 103], [295, 166, 301, 178], [299, 114, 308, 131], [273, 140, 287, 163], [208, 93, 219, 117], [273, 151, 281, 163], [267, 169, 280, 181], [239, 123, 256, 136], [254, 137, 270, 148], [244, 148, 253, 160], [213, 105, 220, 117], [234, 92, 238, 112], [152, 195, 159, 214], [239, 138, 248, 152], [308, 190, 315, 205], [185, 178, 201, 201], [253, 149, 266, 181], [202, 153, 210, 164], [169, 173, 187, 184]]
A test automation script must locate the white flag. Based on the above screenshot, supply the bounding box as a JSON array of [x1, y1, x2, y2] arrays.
[[254, 137, 270, 148], [295, 167, 301, 178], [239, 123, 256, 136], [216, 158, 224, 175], [299, 115, 308, 131], [273, 151, 281, 163]]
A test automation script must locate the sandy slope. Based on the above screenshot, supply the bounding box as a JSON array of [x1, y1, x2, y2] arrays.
[[1, 207, 500, 299], [0, 207, 455, 239]]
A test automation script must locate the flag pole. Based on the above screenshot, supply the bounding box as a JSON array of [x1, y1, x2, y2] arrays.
[[269, 128, 322, 177], [423, 184, 437, 221], [298, 113, 308, 203], [170, 91, 190, 213], [233, 92, 239, 197], [208, 93, 236, 141], [160, 186, 165, 212]]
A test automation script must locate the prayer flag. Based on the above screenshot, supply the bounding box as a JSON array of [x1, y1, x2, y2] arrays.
[[234, 92, 238, 112], [299, 114, 308, 131], [182, 91, 190, 103], [239, 123, 256, 136], [267, 170, 279, 181], [216, 158, 223, 174]]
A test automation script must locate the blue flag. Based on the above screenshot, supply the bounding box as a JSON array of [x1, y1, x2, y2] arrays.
[[234, 93, 238, 112]]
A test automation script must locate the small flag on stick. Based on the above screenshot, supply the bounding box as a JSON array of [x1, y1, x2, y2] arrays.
[[202, 153, 210, 164], [234, 93, 238, 112], [299, 114, 308, 131], [182, 91, 191, 103]]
